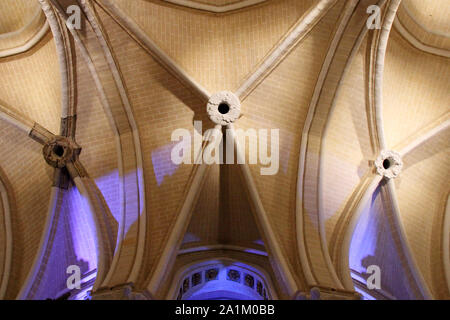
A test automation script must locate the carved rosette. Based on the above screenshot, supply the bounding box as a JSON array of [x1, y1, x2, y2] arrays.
[[375, 150, 403, 179], [207, 91, 241, 125], [42, 136, 81, 168]]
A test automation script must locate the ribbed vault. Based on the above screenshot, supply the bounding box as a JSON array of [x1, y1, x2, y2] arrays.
[[0, 0, 448, 300]]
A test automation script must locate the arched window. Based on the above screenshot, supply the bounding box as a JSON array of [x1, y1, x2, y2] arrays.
[[168, 259, 277, 300]]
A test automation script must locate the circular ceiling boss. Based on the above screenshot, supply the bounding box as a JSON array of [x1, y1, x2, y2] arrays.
[[43, 136, 81, 168], [207, 91, 241, 126], [375, 150, 403, 179]]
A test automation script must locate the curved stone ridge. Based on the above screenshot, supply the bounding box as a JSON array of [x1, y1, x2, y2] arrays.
[[163, 0, 268, 13], [207, 91, 241, 125], [375, 150, 403, 179]]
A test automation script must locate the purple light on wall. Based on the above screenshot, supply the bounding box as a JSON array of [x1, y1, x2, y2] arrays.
[[183, 232, 201, 243], [67, 185, 98, 272], [349, 200, 376, 275], [151, 143, 181, 186], [94, 170, 121, 223]]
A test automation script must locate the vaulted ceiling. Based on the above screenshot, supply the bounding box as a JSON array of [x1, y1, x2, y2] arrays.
[[0, 0, 448, 300]]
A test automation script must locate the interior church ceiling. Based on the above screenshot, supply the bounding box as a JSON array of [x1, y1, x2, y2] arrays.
[[0, 0, 448, 300]]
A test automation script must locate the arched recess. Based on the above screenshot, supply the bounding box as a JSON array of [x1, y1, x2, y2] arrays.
[[0, 168, 14, 299], [0, 0, 50, 58], [167, 258, 278, 300], [393, 0, 450, 57]]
